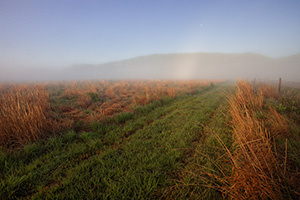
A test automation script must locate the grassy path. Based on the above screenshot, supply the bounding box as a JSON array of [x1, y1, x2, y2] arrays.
[[161, 88, 234, 199], [0, 84, 233, 199]]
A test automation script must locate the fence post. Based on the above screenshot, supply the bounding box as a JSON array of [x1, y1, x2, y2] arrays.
[[253, 78, 257, 94], [278, 77, 282, 93]]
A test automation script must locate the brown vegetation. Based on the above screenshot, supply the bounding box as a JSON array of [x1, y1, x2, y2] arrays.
[[48, 80, 214, 125], [223, 80, 288, 199], [214, 80, 299, 199], [0, 85, 55, 147], [0, 80, 217, 148]]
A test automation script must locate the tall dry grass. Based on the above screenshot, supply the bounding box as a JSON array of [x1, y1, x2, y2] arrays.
[[0, 80, 218, 147], [0, 84, 54, 147], [221, 80, 290, 199]]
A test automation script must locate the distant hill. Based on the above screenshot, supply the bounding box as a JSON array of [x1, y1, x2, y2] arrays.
[[64, 52, 300, 82], [1, 52, 300, 82]]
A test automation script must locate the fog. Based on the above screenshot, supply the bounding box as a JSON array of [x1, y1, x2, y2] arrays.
[[1, 52, 299, 83]]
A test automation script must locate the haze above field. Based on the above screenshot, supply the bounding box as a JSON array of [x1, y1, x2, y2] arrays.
[[1, 52, 300, 82], [1, 0, 300, 82]]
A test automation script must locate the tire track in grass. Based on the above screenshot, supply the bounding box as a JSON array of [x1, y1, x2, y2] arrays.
[[161, 85, 235, 199], [31, 85, 233, 199], [2, 88, 213, 200], [0, 88, 210, 200], [1, 84, 233, 199], [95, 86, 216, 153]]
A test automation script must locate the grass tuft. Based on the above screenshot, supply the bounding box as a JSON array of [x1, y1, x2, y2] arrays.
[[0, 85, 57, 148]]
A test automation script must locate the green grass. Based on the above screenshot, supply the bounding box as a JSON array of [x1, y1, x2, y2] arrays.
[[159, 85, 235, 199], [2, 82, 299, 199], [2, 82, 300, 199], [0, 83, 235, 199]]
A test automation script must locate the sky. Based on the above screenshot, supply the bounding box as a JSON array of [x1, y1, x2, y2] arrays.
[[1, 0, 300, 70]]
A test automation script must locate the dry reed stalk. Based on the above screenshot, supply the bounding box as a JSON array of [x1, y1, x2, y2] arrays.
[[266, 107, 289, 136], [168, 87, 176, 98], [145, 87, 150, 104], [284, 138, 288, 175], [132, 95, 137, 106]]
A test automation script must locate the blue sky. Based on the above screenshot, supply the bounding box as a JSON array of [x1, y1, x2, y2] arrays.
[[1, 0, 300, 69]]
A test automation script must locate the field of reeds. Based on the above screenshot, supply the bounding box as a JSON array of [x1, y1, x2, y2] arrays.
[[0, 80, 215, 148], [0, 84, 55, 148], [0, 79, 299, 199]]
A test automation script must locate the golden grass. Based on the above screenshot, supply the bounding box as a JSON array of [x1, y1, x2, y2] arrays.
[[0, 80, 219, 148], [221, 80, 290, 199], [0, 84, 53, 147]]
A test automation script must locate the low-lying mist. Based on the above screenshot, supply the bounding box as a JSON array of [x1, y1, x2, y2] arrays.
[[1, 52, 300, 83]]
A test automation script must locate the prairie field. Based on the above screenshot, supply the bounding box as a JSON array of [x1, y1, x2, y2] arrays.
[[0, 80, 216, 147], [0, 79, 299, 199]]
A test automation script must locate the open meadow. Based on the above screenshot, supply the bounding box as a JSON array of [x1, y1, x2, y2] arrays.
[[2, 0, 300, 199], [0, 80, 299, 199]]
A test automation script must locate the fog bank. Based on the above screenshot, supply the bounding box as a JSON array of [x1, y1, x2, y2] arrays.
[[1, 52, 300, 82]]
